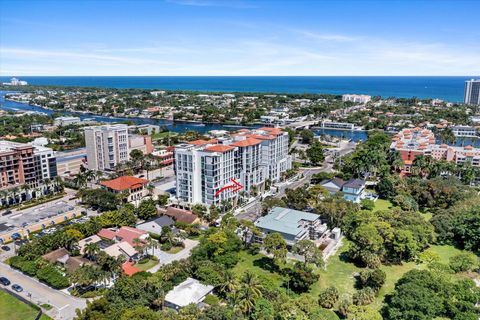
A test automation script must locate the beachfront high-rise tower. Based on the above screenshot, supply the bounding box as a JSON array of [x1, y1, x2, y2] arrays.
[[464, 79, 480, 105]]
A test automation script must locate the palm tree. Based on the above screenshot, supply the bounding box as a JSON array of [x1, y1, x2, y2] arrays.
[[20, 184, 31, 201], [133, 237, 146, 257], [145, 237, 158, 256], [0, 190, 7, 206], [147, 184, 155, 197], [73, 172, 87, 189], [84, 243, 100, 261], [238, 271, 263, 315], [218, 270, 238, 296], [10, 187, 20, 204]]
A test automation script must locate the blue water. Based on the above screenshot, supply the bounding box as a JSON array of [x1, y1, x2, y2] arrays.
[[1, 90, 478, 146], [1, 76, 476, 102]]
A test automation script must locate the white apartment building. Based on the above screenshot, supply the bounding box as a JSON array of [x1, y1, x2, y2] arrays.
[[34, 145, 57, 180], [451, 125, 478, 138], [342, 94, 372, 104], [174, 128, 291, 206], [84, 124, 129, 171], [54, 116, 81, 126], [464, 79, 480, 105]]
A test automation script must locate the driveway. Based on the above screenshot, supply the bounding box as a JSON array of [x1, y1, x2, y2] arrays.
[[0, 262, 86, 320], [148, 239, 199, 273]]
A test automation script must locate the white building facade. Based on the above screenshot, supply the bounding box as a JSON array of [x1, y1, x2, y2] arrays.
[[342, 94, 372, 104], [84, 124, 129, 171], [464, 79, 480, 105], [174, 128, 291, 206]]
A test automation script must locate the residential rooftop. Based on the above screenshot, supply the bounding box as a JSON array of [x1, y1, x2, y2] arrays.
[[164, 277, 214, 308], [254, 207, 320, 237], [100, 176, 149, 191]]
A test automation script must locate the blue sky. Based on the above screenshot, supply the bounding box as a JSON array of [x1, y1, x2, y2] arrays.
[[1, 0, 479, 76]]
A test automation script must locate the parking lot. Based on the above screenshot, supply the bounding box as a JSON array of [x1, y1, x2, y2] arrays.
[[0, 201, 75, 230]]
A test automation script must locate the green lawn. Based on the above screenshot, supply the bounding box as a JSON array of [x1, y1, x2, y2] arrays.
[[233, 242, 466, 312], [0, 290, 40, 320], [134, 258, 159, 271], [372, 199, 393, 212], [151, 132, 178, 140], [314, 240, 466, 310], [166, 246, 184, 254], [233, 251, 286, 287]]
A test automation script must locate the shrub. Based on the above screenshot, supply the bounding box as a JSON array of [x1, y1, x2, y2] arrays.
[[8, 256, 37, 276], [319, 286, 339, 309], [357, 269, 386, 291], [161, 242, 172, 251], [352, 287, 375, 306], [449, 252, 479, 273], [203, 294, 220, 306], [36, 264, 70, 289], [360, 199, 375, 211]]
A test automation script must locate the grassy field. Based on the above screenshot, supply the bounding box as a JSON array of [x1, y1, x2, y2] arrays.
[[233, 242, 466, 311], [134, 258, 159, 271], [0, 290, 40, 320], [372, 199, 393, 212], [233, 251, 285, 287], [151, 131, 178, 140]]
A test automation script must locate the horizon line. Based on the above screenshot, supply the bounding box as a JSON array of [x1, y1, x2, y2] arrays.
[[1, 75, 479, 77]]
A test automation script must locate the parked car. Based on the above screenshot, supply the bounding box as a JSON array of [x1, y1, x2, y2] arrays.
[[0, 277, 11, 286], [11, 284, 23, 292], [1, 245, 10, 251], [1, 210, 12, 216]]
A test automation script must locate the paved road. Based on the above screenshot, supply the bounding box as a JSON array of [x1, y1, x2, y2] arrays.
[[147, 239, 199, 273], [235, 155, 335, 222], [235, 139, 356, 222], [0, 262, 86, 320]]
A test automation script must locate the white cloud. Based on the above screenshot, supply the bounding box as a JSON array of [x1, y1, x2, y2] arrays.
[[295, 30, 356, 42], [1, 31, 479, 76]]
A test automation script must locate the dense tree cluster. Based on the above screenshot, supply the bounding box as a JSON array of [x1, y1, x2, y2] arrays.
[[383, 269, 480, 320], [343, 209, 435, 267]]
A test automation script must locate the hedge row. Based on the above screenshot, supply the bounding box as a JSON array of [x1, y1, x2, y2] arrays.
[[9, 256, 70, 289]]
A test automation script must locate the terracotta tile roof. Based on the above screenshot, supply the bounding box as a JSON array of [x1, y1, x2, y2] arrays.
[[122, 261, 141, 276], [246, 134, 275, 140], [188, 139, 218, 145], [100, 176, 149, 191], [204, 145, 235, 153], [237, 129, 251, 132], [164, 207, 198, 224], [230, 138, 262, 147], [98, 228, 116, 240], [258, 127, 283, 135], [116, 226, 148, 247]]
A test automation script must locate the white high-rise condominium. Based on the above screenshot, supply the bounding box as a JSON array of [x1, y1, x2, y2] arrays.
[[464, 79, 480, 105], [85, 124, 129, 171], [174, 128, 292, 206]]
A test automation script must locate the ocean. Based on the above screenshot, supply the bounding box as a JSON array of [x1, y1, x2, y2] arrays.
[[0, 76, 476, 102]]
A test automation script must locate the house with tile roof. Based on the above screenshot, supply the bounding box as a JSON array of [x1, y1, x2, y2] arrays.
[[100, 175, 149, 204], [98, 226, 149, 247], [161, 206, 199, 224]]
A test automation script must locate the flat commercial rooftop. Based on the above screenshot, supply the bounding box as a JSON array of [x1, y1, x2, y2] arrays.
[[254, 207, 319, 237]]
